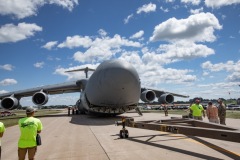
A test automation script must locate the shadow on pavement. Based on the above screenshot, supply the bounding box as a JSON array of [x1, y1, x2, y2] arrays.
[[69, 114, 123, 126], [189, 136, 240, 160], [125, 135, 223, 160]]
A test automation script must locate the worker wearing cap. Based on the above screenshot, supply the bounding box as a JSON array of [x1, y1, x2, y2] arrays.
[[0, 121, 5, 159], [18, 107, 43, 160], [190, 99, 205, 120]]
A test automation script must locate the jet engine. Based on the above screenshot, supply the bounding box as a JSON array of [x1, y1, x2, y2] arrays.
[[1, 96, 19, 110], [158, 93, 174, 104], [140, 90, 156, 102], [32, 91, 48, 105]]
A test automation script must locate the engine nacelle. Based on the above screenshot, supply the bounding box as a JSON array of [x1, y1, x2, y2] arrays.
[[140, 90, 156, 102], [158, 94, 174, 104], [1, 96, 19, 110], [32, 91, 48, 105]]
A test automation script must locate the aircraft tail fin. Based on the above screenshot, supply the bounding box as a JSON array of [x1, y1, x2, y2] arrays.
[[65, 67, 95, 78]]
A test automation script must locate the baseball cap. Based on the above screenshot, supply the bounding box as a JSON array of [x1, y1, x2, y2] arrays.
[[195, 99, 200, 103], [26, 106, 35, 114]]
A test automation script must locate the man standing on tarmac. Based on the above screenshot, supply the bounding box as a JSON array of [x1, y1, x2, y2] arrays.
[[206, 101, 219, 123], [218, 99, 226, 125], [163, 104, 168, 116], [190, 98, 205, 120], [18, 107, 43, 160]]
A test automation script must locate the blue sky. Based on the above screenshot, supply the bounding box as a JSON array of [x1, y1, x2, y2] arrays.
[[0, 0, 240, 106]]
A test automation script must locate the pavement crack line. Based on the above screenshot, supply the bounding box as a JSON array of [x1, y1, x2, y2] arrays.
[[89, 126, 111, 160]]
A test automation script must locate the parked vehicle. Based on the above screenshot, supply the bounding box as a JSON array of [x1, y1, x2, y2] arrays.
[[227, 104, 240, 110], [1, 111, 16, 117]]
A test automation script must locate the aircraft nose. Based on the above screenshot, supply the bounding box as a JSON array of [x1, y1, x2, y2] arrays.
[[85, 60, 141, 107]]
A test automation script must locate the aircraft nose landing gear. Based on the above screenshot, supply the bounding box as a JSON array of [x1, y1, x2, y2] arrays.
[[120, 129, 128, 138], [116, 117, 129, 138]]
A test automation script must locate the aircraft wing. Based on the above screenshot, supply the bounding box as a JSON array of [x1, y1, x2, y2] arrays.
[[0, 81, 82, 99], [152, 89, 189, 98], [141, 87, 189, 104], [141, 87, 189, 98]]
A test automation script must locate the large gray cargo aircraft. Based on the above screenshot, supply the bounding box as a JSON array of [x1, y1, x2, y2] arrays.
[[0, 59, 189, 116]]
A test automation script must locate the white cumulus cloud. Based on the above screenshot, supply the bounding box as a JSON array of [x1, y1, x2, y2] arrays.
[[201, 60, 240, 82], [42, 41, 58, 50], [48, 0, 78, 11], [98, 29, 107, 37], [205, 0, 240, 8], [190, 7, 203, 14], [150, 12, 222, 43], [137, 3, 156, 14], [142, 41, 214, 65], [201, 60, 240, 72], [0, 23, 42, 43], [0, 64, 14, 71], [58, 35, 93, 49], [0, 0, 78, 19], [0, 78, 17, 86], [72, 34, 142, 63], [130, 30, 144, 39], [181, 0, 201, 5], [34, 62, 45, 68]]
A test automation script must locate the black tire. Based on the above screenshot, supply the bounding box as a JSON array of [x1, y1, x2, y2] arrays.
[[120, 130, 123, 138], [124, 130, 129, 138]]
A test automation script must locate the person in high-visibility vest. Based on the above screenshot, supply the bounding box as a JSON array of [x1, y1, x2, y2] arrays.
[[18, 107, 43, 160], [190, 99, 205, 120], [0, 122, 5, 159]]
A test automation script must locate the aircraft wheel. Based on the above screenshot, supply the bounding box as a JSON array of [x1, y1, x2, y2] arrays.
[[119, 130, 129, 138], [120, 130, 123, 138], [124, 130, 129, 138]]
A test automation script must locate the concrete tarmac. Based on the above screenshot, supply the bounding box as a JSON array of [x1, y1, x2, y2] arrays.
[[2, 111, 240, 160]]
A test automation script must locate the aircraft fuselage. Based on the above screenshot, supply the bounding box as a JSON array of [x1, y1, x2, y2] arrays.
[[78, 60, 141, 115]]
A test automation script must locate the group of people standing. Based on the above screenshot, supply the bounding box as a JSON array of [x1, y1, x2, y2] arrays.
[[190, 98, 226, 125], [0, 106, 43, 160]]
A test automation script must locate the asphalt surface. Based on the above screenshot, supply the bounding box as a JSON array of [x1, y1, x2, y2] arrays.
[[2, 111, 240, 160]]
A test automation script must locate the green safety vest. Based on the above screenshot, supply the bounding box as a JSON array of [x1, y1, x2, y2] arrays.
[[18, 117, 42, 148]]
